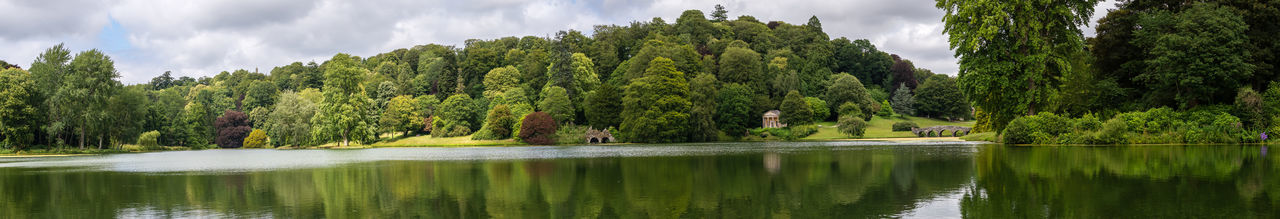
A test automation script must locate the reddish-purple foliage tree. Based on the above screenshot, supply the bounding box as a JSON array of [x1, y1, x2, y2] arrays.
[[215, 110, 252, 148], [518, 112, 558, 145]]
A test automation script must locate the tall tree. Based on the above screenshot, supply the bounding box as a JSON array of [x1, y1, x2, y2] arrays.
[[266, 91, 316, 147], [718, 47, 765, 90], [779, 90, 813, 125], [311, 54, 376, 146], [688, 73, 719, 141], [825, 73, 876, 121], [241, 80, 278, 110], [716, 83, 755, 136], [28, 44, 72, 146], [937, 0, 1099, 132], [60, 49, 121, 149], [914, 75, 969, 120], [890, 84, 915, 116], [1133, 2, 1253, 108], [0, 68, 38, 148], [711, 4, 729, 22], [584, 83, 623, 129], [538, 86, 574, 124], [379, 95, 423, 136], [621, 57, 692, 143]]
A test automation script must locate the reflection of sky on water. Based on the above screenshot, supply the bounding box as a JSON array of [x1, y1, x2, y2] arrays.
[[0, 142, 983, 173]]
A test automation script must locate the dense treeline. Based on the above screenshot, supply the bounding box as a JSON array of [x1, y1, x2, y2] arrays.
[[0, 6, 970, 149], [938, 0, 1280, 143]]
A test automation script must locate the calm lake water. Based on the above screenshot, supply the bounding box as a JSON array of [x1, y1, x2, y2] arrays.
[[0, 142, 1276, 218]]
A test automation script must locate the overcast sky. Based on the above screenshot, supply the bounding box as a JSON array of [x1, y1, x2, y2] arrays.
[[0, 0, 1117, 84]]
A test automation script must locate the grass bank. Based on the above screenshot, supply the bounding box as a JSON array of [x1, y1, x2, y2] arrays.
[[803, 116, 976, 140]]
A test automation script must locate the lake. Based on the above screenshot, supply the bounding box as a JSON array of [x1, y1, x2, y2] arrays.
[[0, 142, 1276, 218]]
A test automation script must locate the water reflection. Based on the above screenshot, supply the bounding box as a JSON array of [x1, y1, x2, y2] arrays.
[[962, 145, 1280, 218], [0, 143, 976, 218], [0, 144, 1275, 218]]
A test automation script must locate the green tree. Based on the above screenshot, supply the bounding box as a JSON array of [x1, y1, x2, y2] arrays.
[[769, 57, 800, 98], [688, 73, 719, 141], [29, 44, 71, 146], [433, 94, 476, 137], [719, 47, 764, 89], [779, 90, 813, 125], [838, 115, 868, 138], [878, 100, 894, 118], [915, 75, 970, 120], [475, 104, 517, 140], [0, 68, 38, 148], [242, 80, 278, 110], [616, 40, 704, 84], [266, 91, 316, 147], [890, 84, 915, 116], [621, 57, 692, 143], [483, 66, 521, 99], [711, 4, 728, 22], [825, 73, 875, 121], [380, 95, 423, 136], [183, 101, 212, 146], [311, 54, 377, 146], [585, 83, 623, 129], [106, 86, 149, 146], [937, 0, 1099, 132], [61, 49, 121, 149], [538, 86, 574, 124], [1133, 2, 1253, 108], [805, 97, 829, 123], [716, 83, 755, 136], [838, 102, 864, 121]]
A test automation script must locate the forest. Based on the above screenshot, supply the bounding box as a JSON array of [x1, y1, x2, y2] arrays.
[[939, 0, 1280, 144], [0, 6, 966, 150], [3, 0, 1279, 150]]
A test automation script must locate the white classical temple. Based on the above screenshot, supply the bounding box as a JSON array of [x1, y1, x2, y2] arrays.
[[762, 110, 787, 128]]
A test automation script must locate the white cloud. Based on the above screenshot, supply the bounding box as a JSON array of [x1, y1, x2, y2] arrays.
[[0, 0, 1118, 84]]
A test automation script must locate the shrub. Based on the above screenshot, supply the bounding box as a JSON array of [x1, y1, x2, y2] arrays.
[[243, 129, 268, 148], [555, 124, 589, 144], [891, 122, 918, 131], [1002, 112, 1072, 144], [1093, 118, 1129, 144], [137, 131, 160, 148], [837, 116, 867, 138], [877, 100, 894, 118], [518, 112, 558, 145], [789, 125, 818, 138]]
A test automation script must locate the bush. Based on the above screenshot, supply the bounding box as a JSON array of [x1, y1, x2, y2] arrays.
[[877, 100, 894, 118], [137, 131, 160, 148], [789, 125, 818, 138], [1093, 118, 1129, 144], [891, 122, 918, 131], [243, 129, 268, 148], [837, 116, 867, 138], [518, 112, 558, 145], [1002, 112, 1072, 144], [555, 125, 589, 144]]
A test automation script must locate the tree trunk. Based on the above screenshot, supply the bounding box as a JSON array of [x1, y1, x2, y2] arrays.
[[78, 125, 85, 150], [342, 130, 349, 146]]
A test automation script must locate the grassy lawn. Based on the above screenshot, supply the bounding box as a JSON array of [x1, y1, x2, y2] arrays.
[[803, 116, 976, 140], [367, 134, 525, 147]]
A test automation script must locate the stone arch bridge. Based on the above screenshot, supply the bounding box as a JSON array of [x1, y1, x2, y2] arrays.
[[911, 126, 972, 137]]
